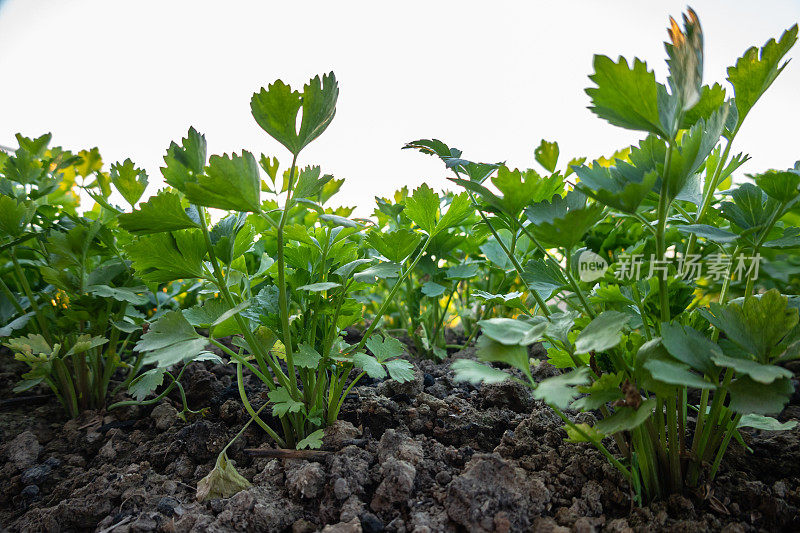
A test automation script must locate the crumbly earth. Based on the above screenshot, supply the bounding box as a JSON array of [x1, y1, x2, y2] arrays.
[[1, 343, 799, 533]]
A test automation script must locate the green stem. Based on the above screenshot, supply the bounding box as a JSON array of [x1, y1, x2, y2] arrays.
[[467, 196, 550, 317], [709, 413, 742, 481], [655, 160, 672, 325], [11, 250, 52, 344], [431, 284, 457, 346], [687, 368, 733, 486], [221, 399, 271, 456], [236, 361, 287, 448], [666, 395, 682, 492], [197, 207, 289, 393], [275, 153, 300, 399], [552, 406, 631, 481], [329, 370, 366, 425], [0, 276, 25, 315]]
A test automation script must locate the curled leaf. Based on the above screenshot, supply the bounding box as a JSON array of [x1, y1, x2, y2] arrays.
[[196, 451, 252, 502]]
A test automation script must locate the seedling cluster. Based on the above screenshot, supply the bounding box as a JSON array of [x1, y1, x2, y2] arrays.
[[1, 8, 798, 505]]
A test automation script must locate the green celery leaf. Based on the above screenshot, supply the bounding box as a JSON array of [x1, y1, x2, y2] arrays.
[[293, 166, 334, 200], [642, 358, 716, 389], [86, 285, 149, 306], [676, 224, 737, 244], [764, 227, 800, 249], [492, 166, 564, 217], [452, 359, 510, 385], [446, 263, 480, 280], [476, 335, 530, 376], [534, 140, 559, 172], [711, 353, 792, 384], [702, 289, 798, 361], [161, 127, 207, 191], [571, 371, 624, 410], [727, 24, 798, 125], [333, 258, 373, 280], [125, 230, 206, 283], [250, 73, 338, 156], [727, 376, 794, 415], [479, 318, 547, 346], [183, 298, 230, 327], [298, 282, 341, 292], [660, 323, 720, 375], [737, 414, 797, 431], [0, 196, 35, 237], [365, 334, 405, 362], [533, 367, 591, 409], [574, 310, 629, 354], [268, 387, 304, 417], [586, 55, 665, 137], [110, 158, 148, 206], [353, 352, 386, 379], [595, 398, 656, 434], [185, 151, 261, 212], [384, 359, 415, 382], [403, 184, 440, 234], [720, 183, 781, 231], [680, 83, 726, 129], [66, 335, 108, 356], [353, 262, 400, 282], [753, 169, 800, 202], [135, 310, 200, 352], [296, 429, 325, 450], [129, 367, 167, 401], [367, 228, 422, 263], [118, 190, 200, 234], [573, 163, 657, 213], [295, 344, 322, 369], [421, 282, 446, 298]]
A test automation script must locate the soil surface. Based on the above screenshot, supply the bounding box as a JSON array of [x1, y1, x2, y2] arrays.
[[1, 340, 799, 533]]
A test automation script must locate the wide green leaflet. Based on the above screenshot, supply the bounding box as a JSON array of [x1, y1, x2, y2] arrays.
[[250, 73, 338, 156], [110, 159, 148, 206], [125, 230, 206, 283], [185, 152, 261, 212], [118, 190, 200, 234]]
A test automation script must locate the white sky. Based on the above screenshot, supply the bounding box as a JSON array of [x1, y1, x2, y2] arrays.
[[1, 0, 798, 215]]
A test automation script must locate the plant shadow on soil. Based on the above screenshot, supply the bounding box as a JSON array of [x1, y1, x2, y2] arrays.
[[1, 336, 799, 533]]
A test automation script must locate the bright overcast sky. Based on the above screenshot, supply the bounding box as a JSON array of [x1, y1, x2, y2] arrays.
[[1, 1, 799, 215]]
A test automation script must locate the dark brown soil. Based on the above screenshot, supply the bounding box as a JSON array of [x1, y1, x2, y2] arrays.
[[1, 344, 799, 532]]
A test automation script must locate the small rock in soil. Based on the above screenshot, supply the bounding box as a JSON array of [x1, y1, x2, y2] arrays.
[[322, 517, 363, 532], [285, 460, 326, 499], [292, 518, 317, 533], [376, 429, 423, 466], [324, 420, 361, 449], [445, 453, 551, 532], [4, 431, 41, 471], [20, 463, 52, 486], [156, 496, 181, 516], [150, 402, 178, 430], [435, 470, 452, 486], [360, 512, 384, 533], [20, 485, 39, 501], [370, 458, 416, 513]]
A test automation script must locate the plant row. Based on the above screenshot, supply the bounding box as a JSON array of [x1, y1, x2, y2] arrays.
[[1, 8, 799, 504]]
